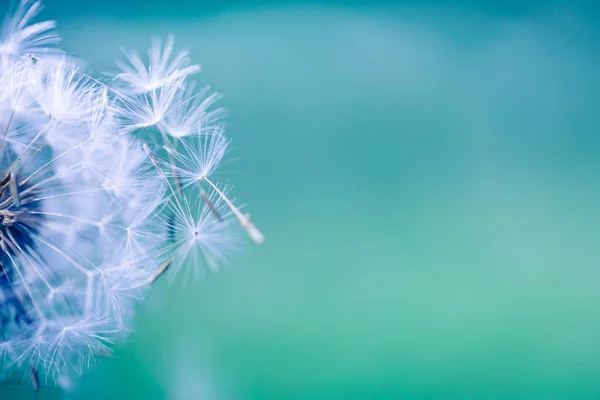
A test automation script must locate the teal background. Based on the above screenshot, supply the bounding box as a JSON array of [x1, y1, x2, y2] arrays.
[[3, 0, 600, 398]]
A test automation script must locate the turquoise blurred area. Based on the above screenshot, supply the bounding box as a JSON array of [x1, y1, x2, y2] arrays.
[[4, 0, 600, 399]]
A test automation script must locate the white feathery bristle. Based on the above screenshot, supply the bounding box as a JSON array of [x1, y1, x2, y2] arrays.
[[0, 0, 60, 57], [159, 81, 226, 138], [114, 34, 200, 94]]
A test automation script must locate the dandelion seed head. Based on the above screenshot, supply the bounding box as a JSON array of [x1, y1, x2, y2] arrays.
[[1, 0, 263, 390]]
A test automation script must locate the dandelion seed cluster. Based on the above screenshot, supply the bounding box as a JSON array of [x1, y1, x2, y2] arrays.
[[0, 0, 262, 390]]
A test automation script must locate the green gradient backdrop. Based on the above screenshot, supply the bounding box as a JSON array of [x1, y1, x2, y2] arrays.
[[3, 1, 600, 399]]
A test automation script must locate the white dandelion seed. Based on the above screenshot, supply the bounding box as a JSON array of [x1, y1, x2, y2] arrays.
[[164, 127, 231, 189], [30, 57, 104, 123], [115, 35, 200, 94], [162, 187, 242, 280], [0, 55, 38, 114], [160, 82, 226, 138], [114, 80, 181, 130], [0, 0, 60, 57]]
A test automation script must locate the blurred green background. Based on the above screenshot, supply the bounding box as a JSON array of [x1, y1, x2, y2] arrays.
[[3, 0, 600, 398]]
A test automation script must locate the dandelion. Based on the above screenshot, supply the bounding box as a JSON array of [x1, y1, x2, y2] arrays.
[[162, 187, 242, 280], [0, 0, 60, 57], [160, 82, 226, 138], [0, 0, 263, 391], [115, 35, 200, 94], [30, 57, 104, 123], [114, 80, 181, 130]]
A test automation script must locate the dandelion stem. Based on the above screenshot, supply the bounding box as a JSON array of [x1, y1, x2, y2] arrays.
[[144, 144, 187, 217], [201, 176, 264, 244], [0, 110, 15, 159], [201, 190, 223, 222], [0, 110, 16, 199], [30, 364, 39, 392], [0, 174, 10, 199], [8, 172, 20, 207], [148, 259, 173, 285], [158, 126, 183, 193]]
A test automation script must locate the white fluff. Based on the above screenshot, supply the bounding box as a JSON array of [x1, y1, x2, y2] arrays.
[[0, 0, 263, 391]]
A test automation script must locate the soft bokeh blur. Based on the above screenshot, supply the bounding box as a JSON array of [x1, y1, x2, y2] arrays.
[[3, 0, 600, 398]]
